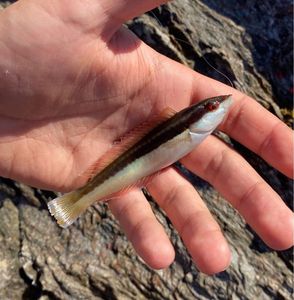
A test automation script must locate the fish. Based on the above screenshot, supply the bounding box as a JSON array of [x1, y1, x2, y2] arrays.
[[48, 95, 233, 228]]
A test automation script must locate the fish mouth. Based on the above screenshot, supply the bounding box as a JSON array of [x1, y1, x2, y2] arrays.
[[220, 95, 233, 108], [218, 94, 232, 103]]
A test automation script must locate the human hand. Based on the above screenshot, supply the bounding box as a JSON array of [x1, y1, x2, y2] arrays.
[[0, 0, 292, 274]]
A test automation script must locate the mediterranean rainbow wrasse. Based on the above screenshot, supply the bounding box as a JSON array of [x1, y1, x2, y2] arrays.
[[48, 95, 233, 227]]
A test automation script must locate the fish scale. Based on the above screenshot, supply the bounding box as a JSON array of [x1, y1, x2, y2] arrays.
[[48, 95, 233, 228]]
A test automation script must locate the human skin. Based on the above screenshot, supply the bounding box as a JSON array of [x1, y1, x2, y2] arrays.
[[0, 0, 293, 274]]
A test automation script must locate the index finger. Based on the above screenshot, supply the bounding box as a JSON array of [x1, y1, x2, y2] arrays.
[[189, 72, 293, 178], [222, 94, 293, 178]]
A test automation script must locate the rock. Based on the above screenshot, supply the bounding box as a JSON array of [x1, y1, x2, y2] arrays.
[[0, 0, 293, 299], [0, 199, 26, 299]]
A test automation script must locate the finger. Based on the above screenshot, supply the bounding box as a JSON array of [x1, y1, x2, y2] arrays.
[[148, 168, 231, 275], [190, 73, 294, 178], [181, 135, 294, 250], [222, 96, 293, 178], [108, 188, 175, 269], [102, 0, 169, 25], [155, 58, 293, 178]]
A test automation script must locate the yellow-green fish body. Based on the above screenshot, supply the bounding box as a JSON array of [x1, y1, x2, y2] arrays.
[[48, 95, 233, 227]]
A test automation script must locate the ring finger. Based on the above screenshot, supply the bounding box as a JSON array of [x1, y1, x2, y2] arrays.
[[147, 168, 231, 274]]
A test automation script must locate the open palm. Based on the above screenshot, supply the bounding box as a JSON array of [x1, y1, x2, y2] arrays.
[[0, 0, 292, 274]]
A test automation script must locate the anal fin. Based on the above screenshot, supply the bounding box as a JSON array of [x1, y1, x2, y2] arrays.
[[102, 169, 166, 201]]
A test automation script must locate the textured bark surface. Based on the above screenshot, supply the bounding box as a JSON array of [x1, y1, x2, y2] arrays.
[[0, 1, 293, 299]]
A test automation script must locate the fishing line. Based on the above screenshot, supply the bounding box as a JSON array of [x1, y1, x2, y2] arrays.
[[149, 10, 235, 89]]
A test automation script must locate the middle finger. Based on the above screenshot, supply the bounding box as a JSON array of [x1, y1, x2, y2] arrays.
[[181, 135, 293, 250]]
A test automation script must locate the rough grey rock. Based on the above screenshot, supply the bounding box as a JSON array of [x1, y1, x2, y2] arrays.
[[0, 0, 293, 299]]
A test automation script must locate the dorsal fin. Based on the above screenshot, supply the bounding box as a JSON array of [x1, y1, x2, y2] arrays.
[[80, 107, 177, 182]]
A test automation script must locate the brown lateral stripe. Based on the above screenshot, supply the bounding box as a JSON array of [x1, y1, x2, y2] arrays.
[[79, 96, 226, 194]]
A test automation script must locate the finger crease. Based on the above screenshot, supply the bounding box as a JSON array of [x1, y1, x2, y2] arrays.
[[112, 198, 138, 222], [203, 148, 227, 185], [160, 184, 189, 211], [223, 95, 247, 133], [178, 210, 210, 238], [128, 216, 155, 243], [256, 121, 281, 157], [234, 180, 265, 213]]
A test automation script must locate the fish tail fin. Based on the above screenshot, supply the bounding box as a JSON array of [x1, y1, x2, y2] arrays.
[[47, 191, 86, 228]]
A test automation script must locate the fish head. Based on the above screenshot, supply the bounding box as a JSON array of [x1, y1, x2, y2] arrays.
[[188, 95, 233, 134]]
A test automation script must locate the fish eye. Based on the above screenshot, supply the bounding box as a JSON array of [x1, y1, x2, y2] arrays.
[[206, 101, 220, 111]]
